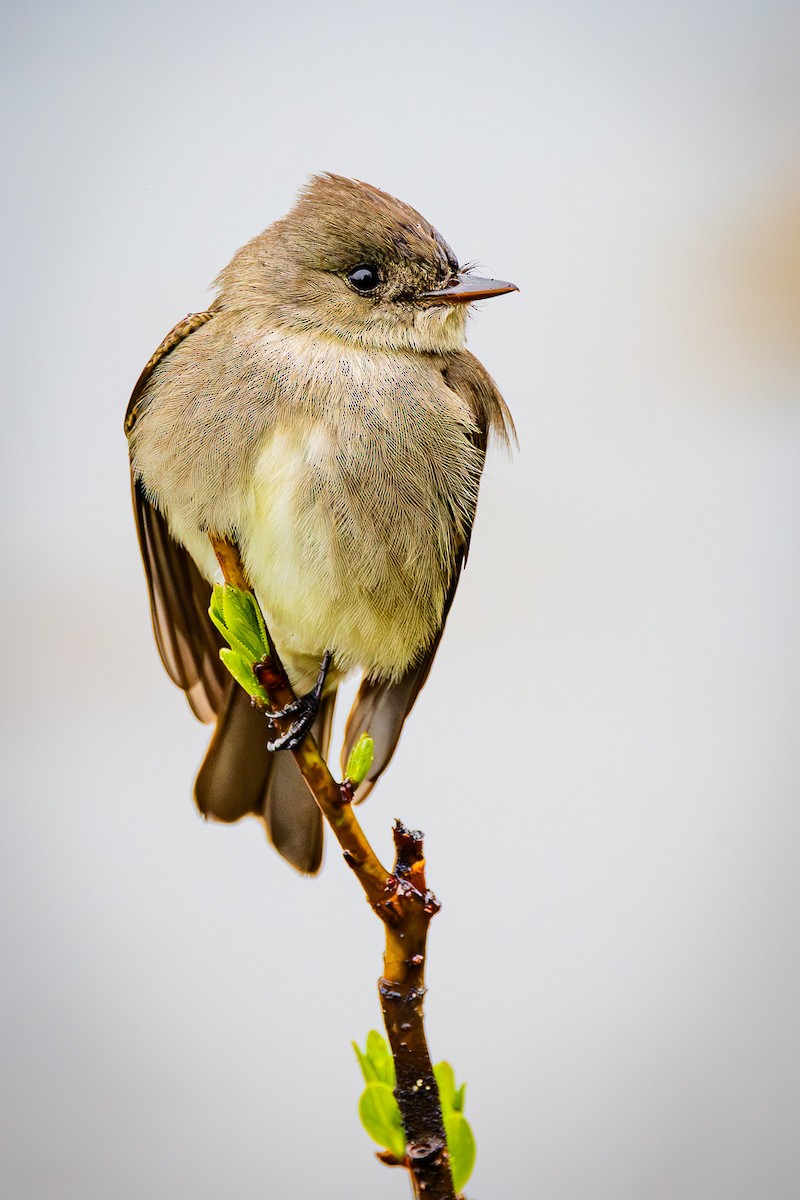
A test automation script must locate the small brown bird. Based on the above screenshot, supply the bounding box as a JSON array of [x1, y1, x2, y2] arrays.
[[126, 174, 517, 873]]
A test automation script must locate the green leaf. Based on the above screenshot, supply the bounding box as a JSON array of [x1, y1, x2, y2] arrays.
[[209, 583, 227, 629], [444, 1111, 476, 1193], [219, 649, 269, 703], [365, 1029, 394, 1087], [209, 596, 233, 645], [345, 734, 375, 786], [352, 1040, 380, 1085], [220, 581, 247, 628], [245, 591, 270, 655], [452, 1082, 466, 1113], [353, 1031, 394, 1087], [220, 586, 265, 663], [434, 1061, 456, 1113], [209, 588, 251, 662], [358, 1082, 405, 1161]]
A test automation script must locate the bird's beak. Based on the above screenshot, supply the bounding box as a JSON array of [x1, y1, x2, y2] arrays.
[[418, 273, 519, 305]]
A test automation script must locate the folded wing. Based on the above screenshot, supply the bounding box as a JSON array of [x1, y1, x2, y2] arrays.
[[127, 314, 327, 873], [340, 349, 514, 796]]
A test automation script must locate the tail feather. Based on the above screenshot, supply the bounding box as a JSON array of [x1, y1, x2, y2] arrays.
[[195, 682, 335, 874]]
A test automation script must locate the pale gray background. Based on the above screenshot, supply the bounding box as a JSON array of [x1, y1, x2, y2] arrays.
[[2, 1, 799, 1197]]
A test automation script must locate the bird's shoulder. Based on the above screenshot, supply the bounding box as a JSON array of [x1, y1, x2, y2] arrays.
[[126, 307, 295, 438], [125, 309, 217, 436], [436, 348, 516, 449]]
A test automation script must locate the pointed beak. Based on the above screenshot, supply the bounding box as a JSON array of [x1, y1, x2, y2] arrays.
[[418, 273, 519, 305]]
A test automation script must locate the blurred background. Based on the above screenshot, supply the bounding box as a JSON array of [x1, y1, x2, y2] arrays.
[[2, 1, 799, 1197]]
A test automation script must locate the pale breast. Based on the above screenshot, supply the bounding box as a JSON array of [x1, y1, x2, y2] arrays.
[[238, 335, 484, 683]]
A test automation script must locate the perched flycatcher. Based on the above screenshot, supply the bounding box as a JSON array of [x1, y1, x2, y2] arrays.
[[126, 174, 517, 873]]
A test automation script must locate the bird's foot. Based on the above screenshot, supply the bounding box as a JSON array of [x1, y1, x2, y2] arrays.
[[264, 651, 332, 752]]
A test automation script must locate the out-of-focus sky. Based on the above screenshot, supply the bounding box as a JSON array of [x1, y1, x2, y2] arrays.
[[2, 1, 799, 1197]]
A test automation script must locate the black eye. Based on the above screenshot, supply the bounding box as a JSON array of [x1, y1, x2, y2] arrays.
[[346, 264, 381, 294]]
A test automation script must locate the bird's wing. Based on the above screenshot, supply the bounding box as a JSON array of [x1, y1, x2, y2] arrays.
[[341, 570, 462, 802], [134, 470, 327, 870], [341, 349, 513, 799], [127, 312, 228, 722], [132, 474, 230, 722], [127, 311, 328, 873]]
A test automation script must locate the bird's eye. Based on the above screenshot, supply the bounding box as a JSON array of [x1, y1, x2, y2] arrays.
[[346, 264, 381, 294]]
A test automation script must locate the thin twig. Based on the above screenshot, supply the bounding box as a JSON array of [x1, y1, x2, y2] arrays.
[[209, 535, 456, 1200]]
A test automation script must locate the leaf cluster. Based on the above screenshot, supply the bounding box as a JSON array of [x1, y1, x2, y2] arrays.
[[208, 584, 271, 703], [353, 1032, 476, 1193]]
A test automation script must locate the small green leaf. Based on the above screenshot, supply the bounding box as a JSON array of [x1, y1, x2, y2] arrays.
[[452, 1082, 467, 1113], [345, 734, 375, 785], [220, 586, 265, 663], [434, 1061, 456, 1113], [366, 1029, 394, 1087], [444, 1111, 476, 1193], [358, 1082, 405, 1161], [219, 648, 269, 703], [244, 591, 270, 655], [352, 1040, 380, 1085], [209, 583, 227, 629], [208, 598, 232, 644], [209, 590, 253, 663], [220, 581, 247, 627]]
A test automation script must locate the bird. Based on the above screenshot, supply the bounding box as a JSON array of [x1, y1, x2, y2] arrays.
[[125, 173, 517, 874]]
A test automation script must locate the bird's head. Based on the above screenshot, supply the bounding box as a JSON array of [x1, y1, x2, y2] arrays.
[[214, 173, 517, 353]]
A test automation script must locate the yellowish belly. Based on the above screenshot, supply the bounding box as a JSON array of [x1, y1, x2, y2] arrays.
[[237, 425, 454, 687]]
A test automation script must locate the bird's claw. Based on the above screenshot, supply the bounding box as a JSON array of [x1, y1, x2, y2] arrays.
[[265, 650, 332, 752], [266, 695, 320, 752]]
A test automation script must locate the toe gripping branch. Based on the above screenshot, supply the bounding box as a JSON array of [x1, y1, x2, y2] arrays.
[[256, 650, 332, 752]]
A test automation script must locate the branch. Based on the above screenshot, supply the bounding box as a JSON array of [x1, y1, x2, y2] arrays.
[[209, 535, 457, 1200]]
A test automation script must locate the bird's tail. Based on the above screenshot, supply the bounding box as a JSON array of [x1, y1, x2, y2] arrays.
[[194, 682, 335, 874]]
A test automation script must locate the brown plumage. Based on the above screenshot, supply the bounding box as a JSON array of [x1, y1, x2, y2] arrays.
[[126, 174, 516, 873]]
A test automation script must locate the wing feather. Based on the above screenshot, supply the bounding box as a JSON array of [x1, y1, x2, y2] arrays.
[[340, 349, 512, 795], [132, 475, 228, 722]]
